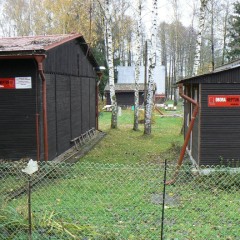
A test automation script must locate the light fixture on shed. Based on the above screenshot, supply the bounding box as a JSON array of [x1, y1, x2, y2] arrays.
[[94, 66, 106, 80]]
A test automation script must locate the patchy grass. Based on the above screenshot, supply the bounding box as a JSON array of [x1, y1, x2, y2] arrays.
[[164, 170, 240, 239], [84, 109, 183, 164], [1, 109, 183, 239], [5, 162, 164, 239], [3, 108, 239, 239]]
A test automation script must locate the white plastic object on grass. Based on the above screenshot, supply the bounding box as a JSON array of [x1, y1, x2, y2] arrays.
[[22, 159, 39, 175]]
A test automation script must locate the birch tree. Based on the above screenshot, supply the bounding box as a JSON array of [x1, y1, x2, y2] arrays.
[[172, 0, 180, 105], [209, 0, 215, 71], [105, 0, 118, 128], [186, 1, 197, 77], [144, 0, 158, 135], [159, 22, 168, 96], [193, 0, 209, 76], [133, 0, 142, 131]]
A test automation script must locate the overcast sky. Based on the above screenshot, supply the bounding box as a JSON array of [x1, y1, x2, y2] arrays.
[[142, 0, 196, 26], [129, 0, 197, 38]]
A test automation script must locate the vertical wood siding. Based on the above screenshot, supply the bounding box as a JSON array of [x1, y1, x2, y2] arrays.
[[0, 59, 37, 159], [184, 85, 191, 151], [0, 38, 97, 161], [56, 75, 71, 155], [183, 84, 200, 164], [70, 76, 82, 139], [46, 74, 57, 160], [106, 92, 145, 106], [44, 38, 97, 160], [44, 40, 96, 77], [200, 83, 240, 165], [191, 85, 199, 164], [81, 77, 90, 133], [89, 77, 96, 128]]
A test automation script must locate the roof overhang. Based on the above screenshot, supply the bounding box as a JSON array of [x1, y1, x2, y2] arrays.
[[178, 60, 240, 84], [0, 33, 99, 69], [0, 53, 46, 60]]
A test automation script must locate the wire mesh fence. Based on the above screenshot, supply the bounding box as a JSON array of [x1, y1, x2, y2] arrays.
[[1, 160, 240, 239], [163, 164, 240, 240], [0, 161, 164, 239]]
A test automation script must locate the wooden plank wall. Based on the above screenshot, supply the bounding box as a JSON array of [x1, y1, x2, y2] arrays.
[[45, 39, 97, 160], [0, 59, 37, 159]]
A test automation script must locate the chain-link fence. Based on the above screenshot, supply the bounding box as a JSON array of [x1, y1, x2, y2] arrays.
[[163, 164, 240, 240], [1, 160, 240, 239], [0, 161, 164, 239]]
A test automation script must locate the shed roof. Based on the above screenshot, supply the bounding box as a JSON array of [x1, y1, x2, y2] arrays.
[[0, 34, 82, 52], [105, 83, 156, 92], [178, 60, 240, 85], [0, 33, 99, 68], [105, 83, 144, 92]]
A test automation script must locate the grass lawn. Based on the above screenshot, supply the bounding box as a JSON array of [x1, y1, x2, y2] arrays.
[[83, 108, 183, 164], [164, 168, 240, 239], [2, 107, 240, 239]]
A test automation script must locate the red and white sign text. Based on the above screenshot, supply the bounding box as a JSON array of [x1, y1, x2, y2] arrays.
[[208, 95, 240, 107]]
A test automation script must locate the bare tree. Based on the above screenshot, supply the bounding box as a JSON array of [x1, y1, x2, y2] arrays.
[[221, 0, 231, 65], [172, 0, 181, 105], [198, 0, 231, 71], [2, 0, 31, 36], [193, 0, 209, 76], [186, 1, 198, 77], [159, 22, 168, 98]]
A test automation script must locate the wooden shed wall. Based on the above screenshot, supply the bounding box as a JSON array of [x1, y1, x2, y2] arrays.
[[46, 74, 96, 160], [191, 85, 199, 164], [44, 40, 97, 160], [106, 92, 144, 106], [0, 59, 38, 159], [183, 84, 200, 164], [200, 83, 240, 166], [44, 39, 95, 77]]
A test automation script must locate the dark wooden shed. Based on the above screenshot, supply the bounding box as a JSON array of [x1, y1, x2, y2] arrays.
[[104, 83, 156, 107], [179, 63, 240, 166], [0, 34, 100, 161]]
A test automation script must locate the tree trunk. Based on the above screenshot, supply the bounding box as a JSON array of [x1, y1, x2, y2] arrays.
[[159, 22, 168, 99], [193, 0, 208, 76], [222, 1, 230, 65], [210, 0, 215, 71], [105, 0, 117, 128], [133, 1, 142, 131], [168, 55, 172, 100], [144, 0, 157, 135]]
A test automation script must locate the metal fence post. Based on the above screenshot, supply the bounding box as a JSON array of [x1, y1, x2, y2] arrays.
[[161, 159, 167, 240], [28, 175, 32, 240]]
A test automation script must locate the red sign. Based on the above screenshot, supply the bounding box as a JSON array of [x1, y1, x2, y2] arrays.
[[208, 95, 240, 107], [0, 78, 15, 89], [0, 77, 32, 89]]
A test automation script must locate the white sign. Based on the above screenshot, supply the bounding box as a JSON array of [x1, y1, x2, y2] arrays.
[[15, 77, 32, 89]]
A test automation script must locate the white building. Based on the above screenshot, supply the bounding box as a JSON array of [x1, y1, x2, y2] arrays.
[[116, 65, 166, 96]]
